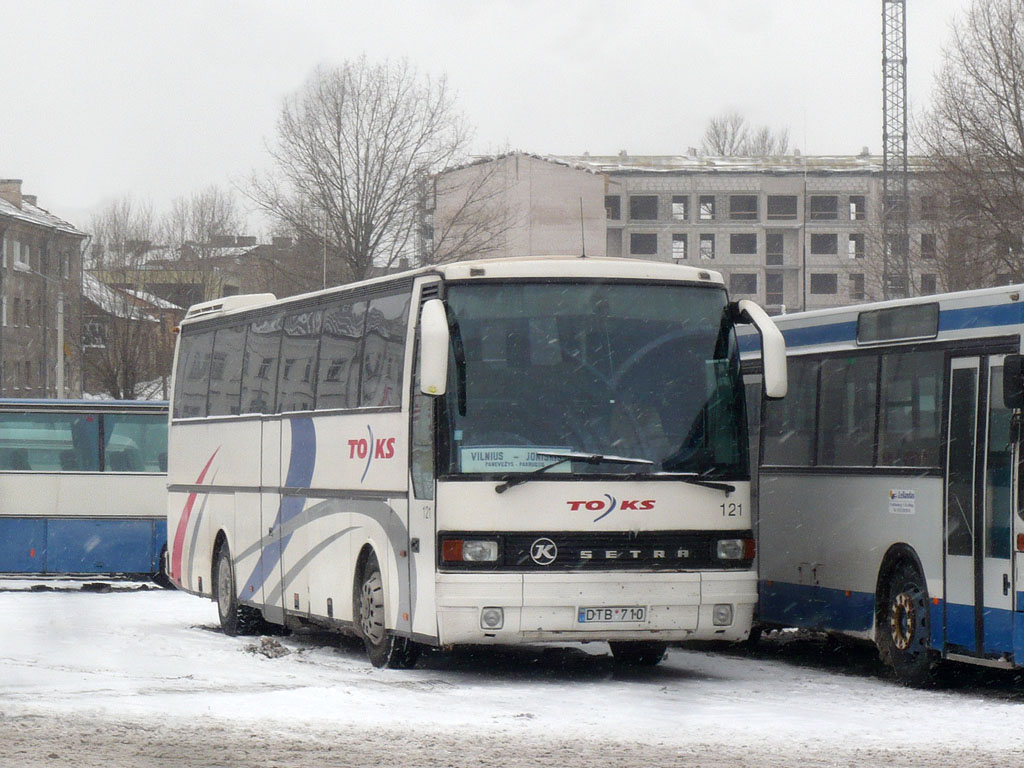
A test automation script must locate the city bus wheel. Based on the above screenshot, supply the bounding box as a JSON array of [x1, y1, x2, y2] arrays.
[[609, 641, 668, 666], [214, 543, 260, 636], [152, 546, 174, 589], [878, 561, 934, 685], [356, 553, 420, 669]]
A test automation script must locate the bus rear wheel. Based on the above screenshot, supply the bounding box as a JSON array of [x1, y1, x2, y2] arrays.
[[878, 561, 934, 685], [214, 543, 261, 636], [609, 641, 667, 666], [355, 552, 420, 669]]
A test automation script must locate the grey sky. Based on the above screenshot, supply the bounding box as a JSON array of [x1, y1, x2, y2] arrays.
[[2, 0, 971, 232]]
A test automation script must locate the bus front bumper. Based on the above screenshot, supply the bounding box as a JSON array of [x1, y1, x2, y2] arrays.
[[434, 570, 756, 645]]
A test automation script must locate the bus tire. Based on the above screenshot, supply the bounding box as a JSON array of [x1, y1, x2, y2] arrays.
[[214, 542, 260, 636], [609, 641, 667, 666], [356, 552, 420, 669], [878, 560, 933, 685]]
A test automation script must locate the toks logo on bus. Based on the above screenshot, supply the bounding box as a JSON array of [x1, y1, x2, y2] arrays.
[[567, 495, 655, 522], [348, 425, 396, 483]]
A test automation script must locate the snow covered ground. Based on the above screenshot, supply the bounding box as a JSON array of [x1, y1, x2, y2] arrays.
[[2, 579, 1023, 767]]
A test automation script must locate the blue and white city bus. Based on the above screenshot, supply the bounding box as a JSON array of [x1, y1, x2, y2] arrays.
[[742, 285, 1024, 683], [167, 256, 786, 668], [0, 399, 169, 579]]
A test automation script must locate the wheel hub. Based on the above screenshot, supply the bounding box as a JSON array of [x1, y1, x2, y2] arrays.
[[359, 570, 385, 645], [890, 592, 916, 651]]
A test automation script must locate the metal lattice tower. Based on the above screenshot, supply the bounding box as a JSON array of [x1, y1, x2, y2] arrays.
[[882, 0, 909, 298]]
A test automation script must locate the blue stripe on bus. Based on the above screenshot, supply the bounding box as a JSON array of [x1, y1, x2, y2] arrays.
[[0, 516, 166, 574], [241, 417, 316, 597], [740, 299, 1024, 354], [758, 580, 875, 633]]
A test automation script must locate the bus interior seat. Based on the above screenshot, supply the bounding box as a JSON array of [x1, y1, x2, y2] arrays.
[[158, 452, 167, 472], [108, 450, 143, 472], [60, 450, 80, 470], [6, 448, 29, 470]]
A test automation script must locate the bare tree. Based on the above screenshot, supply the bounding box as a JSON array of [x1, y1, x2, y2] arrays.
[[918, 0, 1024, 282], [701, 111, 789, 156], [247, 57, 471, 282], [85, 197, 170, 399], [162, 185, 243, 255]]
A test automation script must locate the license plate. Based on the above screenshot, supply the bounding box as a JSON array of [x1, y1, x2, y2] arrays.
[[577, 606, 647, 623]]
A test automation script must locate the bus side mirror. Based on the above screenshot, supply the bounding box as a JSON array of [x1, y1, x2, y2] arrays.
[[419, 298, 450, 396], [1004, 354, 1024, 410], [735, 300, 787, 399]]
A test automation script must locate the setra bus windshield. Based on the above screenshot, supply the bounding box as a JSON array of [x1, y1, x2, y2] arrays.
[[440, 281, 748, 480]]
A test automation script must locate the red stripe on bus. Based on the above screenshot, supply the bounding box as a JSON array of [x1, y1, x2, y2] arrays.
[[169, 448, 220, 585]]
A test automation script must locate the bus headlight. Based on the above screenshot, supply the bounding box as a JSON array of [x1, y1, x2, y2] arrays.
[[480, 607, 504, 629], [716, 538, 755, 561], [713, 604, 733, 626], [441, 538, 499, 562]]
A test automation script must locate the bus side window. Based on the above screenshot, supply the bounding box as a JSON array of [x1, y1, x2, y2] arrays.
[[762, 357, 819, 467], [240, 313, 284, 415], [277, 309, 322, 413], [317, 298, 366, 411], [208, 325, 246, 417], [877, 350, 943, 467], [360, 291, 411, 408], [817, 355, 878, 467], [173, 329, 215, 419]]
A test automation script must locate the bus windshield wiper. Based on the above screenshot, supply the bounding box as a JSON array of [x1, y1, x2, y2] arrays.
[[494, 451, 653, 494], [651, 470, 736, 496]]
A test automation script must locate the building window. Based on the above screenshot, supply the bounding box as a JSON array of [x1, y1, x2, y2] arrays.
[[83, 321, 107, 348], [810, 273, 838, 294], [605, 195, 621, 220], [699, 195, 715, 221], [850, 273, 865, 300], [921, 273, 937, 294], [809, 195, 838, 220], [730, 233, 757, 255], [849, 195, 866, 220], [921, 233, 936, 260], [766, 273, 783, 305], [672, 233, 687, 260], [810, 233, 838, 255], [848, 233, 865, 259], [630, 233, 658, 255], [729, 195, 758, 221], [629, 195, 658, 220], [767, 195, 798, 220], [921, 195, 939, 220], [766, 233, 784, 266], [671, 195, 689, 221], [25, 299, 32, 327], [12, 298, 20, 327], [730, 273, 758, 295], [699, 234, 715, 260]]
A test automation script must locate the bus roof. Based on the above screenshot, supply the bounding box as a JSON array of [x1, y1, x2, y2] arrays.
[[740, 283, 1024, 355], [181, 256, 725, 326]]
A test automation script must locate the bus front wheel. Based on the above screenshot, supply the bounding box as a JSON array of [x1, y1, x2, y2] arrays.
[[214, 543, 261, 636], [878, 561, 934, 685], [609, 641, 667, 666], [355, 552, 420, 669]]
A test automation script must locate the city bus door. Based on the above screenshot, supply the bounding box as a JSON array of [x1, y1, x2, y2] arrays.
[[945, 355, 1015, 660]]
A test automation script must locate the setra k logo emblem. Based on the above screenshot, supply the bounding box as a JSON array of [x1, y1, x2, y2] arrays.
[[530, 537, 558, 566]]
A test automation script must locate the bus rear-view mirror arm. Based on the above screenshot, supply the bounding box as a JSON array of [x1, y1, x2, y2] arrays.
[[419, 298, 450, 396], [734, 300, 787, 399]]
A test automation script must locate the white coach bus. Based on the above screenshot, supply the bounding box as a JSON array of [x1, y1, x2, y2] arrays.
[[167, 256, 785, 668], [742, 285, 1024, 683]]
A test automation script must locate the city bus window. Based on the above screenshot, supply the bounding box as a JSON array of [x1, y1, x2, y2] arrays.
[[762, 357, 820, 467], [877, 350, 943, 467], [240, 313, 283, 414], [103, 414, 168, 472], [0, 412, 100, 471], [987, 364, 1012, 559], [816, 354, 878, 467], [317, 298, 366, 410]]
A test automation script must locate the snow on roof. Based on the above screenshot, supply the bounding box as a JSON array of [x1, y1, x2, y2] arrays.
[[552, 152, 931, 175], [0, 196, 86, 237], [82, 272, 173, 321], [442, 150, 601, 176]]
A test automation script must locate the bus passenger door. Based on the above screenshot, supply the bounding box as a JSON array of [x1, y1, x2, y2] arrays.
[[945, 355, 1015, 659]]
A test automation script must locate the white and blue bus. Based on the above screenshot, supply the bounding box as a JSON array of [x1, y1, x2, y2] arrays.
[[167, 256, 786, 668], [742, 285, 1024, 683], [0, 399, 168, 579]]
